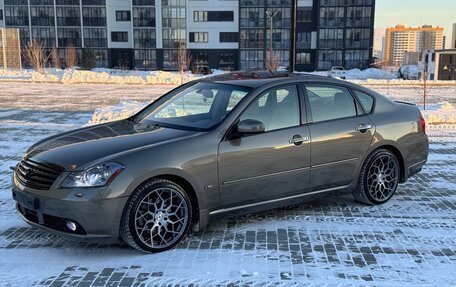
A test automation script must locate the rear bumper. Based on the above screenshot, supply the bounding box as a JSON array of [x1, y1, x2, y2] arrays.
[[408, 159, 427, 178], [12, 185, 128, 242]]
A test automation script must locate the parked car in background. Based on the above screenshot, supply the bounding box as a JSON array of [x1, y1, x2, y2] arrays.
[[12, 72, 428, 253], [399, 65, 420, 80], [329, 66, 347, 79], [192, 66, 212, 75]]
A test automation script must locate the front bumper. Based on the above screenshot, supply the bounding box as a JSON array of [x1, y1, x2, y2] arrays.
[[12, 178, 128, 242]]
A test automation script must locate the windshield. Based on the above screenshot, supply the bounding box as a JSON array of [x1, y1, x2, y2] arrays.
[[135, 82, 252, 130]]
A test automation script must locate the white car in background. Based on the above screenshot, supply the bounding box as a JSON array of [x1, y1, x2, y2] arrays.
[[329, 66, 347, 79], [400, 65, 420, 80]]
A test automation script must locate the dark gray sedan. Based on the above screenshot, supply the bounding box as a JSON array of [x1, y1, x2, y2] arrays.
[[11, 74, 428, 252]]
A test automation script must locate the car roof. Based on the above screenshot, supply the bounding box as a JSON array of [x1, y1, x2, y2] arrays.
[[198, 71, 348, 89]]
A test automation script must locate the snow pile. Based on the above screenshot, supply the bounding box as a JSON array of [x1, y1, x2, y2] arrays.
[[421, 102, 456, 125], [87, 100, 147, 126], [0, 68, 208, 85], [304, 68, 398, 80]]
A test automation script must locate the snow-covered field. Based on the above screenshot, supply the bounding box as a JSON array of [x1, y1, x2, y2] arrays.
[[0, 83, 455, 286]]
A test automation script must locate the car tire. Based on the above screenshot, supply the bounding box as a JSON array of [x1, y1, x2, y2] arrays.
[[353, 149, 400, 205], [120, 179, 192, 253]]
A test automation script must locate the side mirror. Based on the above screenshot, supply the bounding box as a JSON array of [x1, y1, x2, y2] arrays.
[[237, 119, 265, 134]]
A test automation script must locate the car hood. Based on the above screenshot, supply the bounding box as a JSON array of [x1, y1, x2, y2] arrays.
[[25, 120, 197, 170]]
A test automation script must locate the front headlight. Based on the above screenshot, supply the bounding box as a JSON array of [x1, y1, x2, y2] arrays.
[[61, 162, 125, 188]]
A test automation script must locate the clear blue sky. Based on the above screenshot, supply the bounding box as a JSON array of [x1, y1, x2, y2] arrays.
[[375, 0, 455, 48]]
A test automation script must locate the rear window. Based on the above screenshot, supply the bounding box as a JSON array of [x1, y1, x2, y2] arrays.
[[353, 90, 374, 113]]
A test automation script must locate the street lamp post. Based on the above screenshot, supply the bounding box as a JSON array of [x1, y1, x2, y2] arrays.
[[266, 10, 278, 53]]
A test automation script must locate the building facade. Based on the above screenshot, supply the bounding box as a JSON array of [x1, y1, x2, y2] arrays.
[[0, 0, 375, 71], [384, 24, 444, 67], [420, 49, 456, 81]]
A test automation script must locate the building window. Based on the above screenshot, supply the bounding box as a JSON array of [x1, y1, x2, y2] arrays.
[[134, 29, 156, 48], [58, 28, 82, 47], [30, 7, 55, 27], [56, 0, 80, 5], [193, 52, 209, 66], [296, 52, 311, 64], [296, 7, 312, 22], [133, 0, 154, 5], [134, 50, 156, 70], [82, 7, 107, 27], [189, 32, 208, 43], [56, 7, 80, 26], [4, 0, 28, 4], [319, 7, 345, 28], [116, 11, 131, 22], [240, 29, 264, 48], [345, 28, 370, 49], [193, 11, 207, 22], [84, 28, 107, 47], [133, 7, 155, 27], [4, 6, 29, 26], [318, 50, 343, 70], [220, 32, 238, 43], [0, 10, 4, 21], [31, 27, 56, 47], [193, 11, 234, 22], [163, 49, 178, 70], [82, 0, 105, 5], [240, 50, 264, 70], [319, 29, 344, 49], [219, 52, 235, 70], [240, 8, 264, 28], [296, 32, 311, 49], [111, 32, 128, 42]]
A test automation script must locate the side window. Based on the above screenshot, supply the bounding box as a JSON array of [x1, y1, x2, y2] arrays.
[[353, 90, 374, 113], [306, 85, 357, 122], [239, 85, 300, 132]]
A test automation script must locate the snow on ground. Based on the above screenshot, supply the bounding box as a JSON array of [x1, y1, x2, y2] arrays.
[[0, 81, 455, 286], [0, 107, 455, 286], [0, 68, 227, 86]]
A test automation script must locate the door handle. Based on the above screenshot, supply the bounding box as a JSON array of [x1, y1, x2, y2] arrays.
[[356, 123, 372, 132], [288, 135, 309, 145]]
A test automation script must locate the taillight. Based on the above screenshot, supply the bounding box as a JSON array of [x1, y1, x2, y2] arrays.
[[420, 113, 426, 134]]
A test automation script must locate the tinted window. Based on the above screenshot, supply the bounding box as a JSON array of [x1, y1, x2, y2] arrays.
[[353, 90, 374, 113], [306, 85, 357, 122], [138, 83, 251, 130], [240, 85, 300, 132]]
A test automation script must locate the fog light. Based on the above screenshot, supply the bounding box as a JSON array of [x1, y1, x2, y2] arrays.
[[66, 221, 77, 232]]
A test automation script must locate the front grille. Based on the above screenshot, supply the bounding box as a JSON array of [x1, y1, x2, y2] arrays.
[[16, 158, 64, 190]]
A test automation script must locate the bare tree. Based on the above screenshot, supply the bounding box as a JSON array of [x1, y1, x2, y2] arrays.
[[266, 49, 280, 72], [50, 46, 61, 69], [23, 40, 49, 72], [178, 42, 192, 84], [65, 45, 77, 69]]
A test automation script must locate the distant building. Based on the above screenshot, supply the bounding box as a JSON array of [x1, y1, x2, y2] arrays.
[[420, 49, 456, 81], [384, 24, 444, 66], [452, 23, 456, 49], [443, 36, 446, 49], [0, 0, 376, 71]]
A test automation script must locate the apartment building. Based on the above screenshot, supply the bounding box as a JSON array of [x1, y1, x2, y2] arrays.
[[384, 24, 444, 66], [0, 0, 375, 71], [452, 23, 456, 49]]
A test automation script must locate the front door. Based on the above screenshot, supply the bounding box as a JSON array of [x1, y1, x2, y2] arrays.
[[218, 85, 311, 207], [304, 84, 375, 191]]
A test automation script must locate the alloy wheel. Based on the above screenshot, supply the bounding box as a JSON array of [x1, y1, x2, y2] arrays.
[[134, 187, 189, 249], [366, 154, 399, 202]]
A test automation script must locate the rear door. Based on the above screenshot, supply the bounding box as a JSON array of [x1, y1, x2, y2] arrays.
[[218, 84, 311, 207], [303, 84, 375, 191]]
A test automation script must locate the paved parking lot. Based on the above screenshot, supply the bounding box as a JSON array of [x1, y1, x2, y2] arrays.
[[0, 108, 455, 286]]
